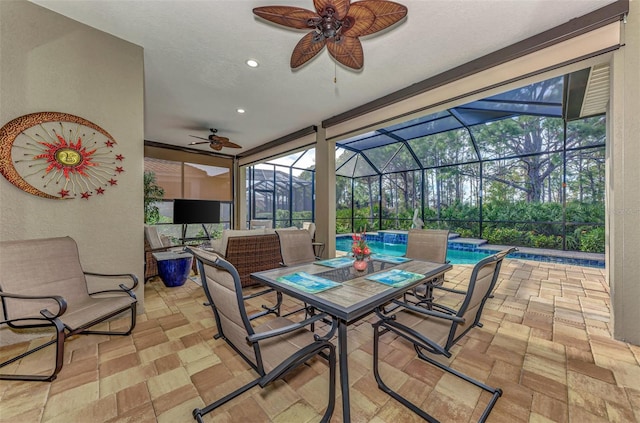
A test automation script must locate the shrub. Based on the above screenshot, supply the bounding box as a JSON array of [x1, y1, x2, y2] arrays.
[[529, 233, 563, 249], [484, 227, 526, 245], [579, 226, 605, 253], [454, 228, 475, 238]]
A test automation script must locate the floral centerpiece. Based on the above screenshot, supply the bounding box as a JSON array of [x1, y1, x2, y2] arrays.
[[351, 227, 371, 270]]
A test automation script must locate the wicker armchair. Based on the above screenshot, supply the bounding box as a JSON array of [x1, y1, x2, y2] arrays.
[[144, 225, 191, 282], [144, 236, 166, 281]]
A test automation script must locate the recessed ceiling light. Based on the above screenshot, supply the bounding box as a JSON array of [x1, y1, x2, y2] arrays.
[[246, 59, 259, 68], [237, 108, 246, 114]]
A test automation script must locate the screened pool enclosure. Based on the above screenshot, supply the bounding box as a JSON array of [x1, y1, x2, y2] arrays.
[[246, 150, 316, 229], [246, 67, 606, 253]]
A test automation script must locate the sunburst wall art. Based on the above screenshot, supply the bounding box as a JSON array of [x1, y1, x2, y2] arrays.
[[0, 112, 124, 200]]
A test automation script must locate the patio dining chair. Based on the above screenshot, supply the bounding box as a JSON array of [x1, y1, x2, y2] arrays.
[[275, 229, 319, 318], [372, 247, 516, 422], [188, 249, 337, 423], [249, 219, 273, 229], [276, 228, 319, 266], [302, 222, 325, 257], [404, 229, 450, 304]]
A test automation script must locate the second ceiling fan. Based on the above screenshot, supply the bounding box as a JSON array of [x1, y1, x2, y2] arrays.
[[188, 129, 241, 151], [253, 0, 408, 70]]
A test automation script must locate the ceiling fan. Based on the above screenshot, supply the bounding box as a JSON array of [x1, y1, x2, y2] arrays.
[[253, 0, 407, 70], [188, 129, 241, 151]]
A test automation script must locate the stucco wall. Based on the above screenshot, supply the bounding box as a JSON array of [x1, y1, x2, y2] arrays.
[[609, 0, 640, 346], [0, 1, 144, 343]]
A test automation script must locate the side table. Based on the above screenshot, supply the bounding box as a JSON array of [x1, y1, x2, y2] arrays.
[[152, 251, 194, 287]]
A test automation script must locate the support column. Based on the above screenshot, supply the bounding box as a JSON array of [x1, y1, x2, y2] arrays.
[[315, 127, 336, 258], [609, 2, 640, 345], [235, 160, 247, 229]]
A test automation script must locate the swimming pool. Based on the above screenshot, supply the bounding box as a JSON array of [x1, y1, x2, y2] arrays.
[[335, 234, 605, 267], [335, 237, 492, 265]]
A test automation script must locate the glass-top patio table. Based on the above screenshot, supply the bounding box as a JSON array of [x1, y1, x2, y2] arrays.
[[251, 258, 452, 423]]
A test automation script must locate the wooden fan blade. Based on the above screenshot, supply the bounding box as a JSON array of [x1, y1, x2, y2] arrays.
[[189, 135, 210, 145], [220, 140, 242, 149], [341, 3, 375, 36], [345, 1, 407, 37], [211, 135, 230, 143], [253, 6, 318, 29], [327, 36, 363, 70], [291, 32, 327, 68], [313, 0, 350, 20]]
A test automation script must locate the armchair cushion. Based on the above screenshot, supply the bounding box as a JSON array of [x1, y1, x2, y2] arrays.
[[144, 225, 167, 250]]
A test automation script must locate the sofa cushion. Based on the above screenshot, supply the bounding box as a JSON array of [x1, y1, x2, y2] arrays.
[[144, 225, 166, 250], [217, 229, 265, 256]]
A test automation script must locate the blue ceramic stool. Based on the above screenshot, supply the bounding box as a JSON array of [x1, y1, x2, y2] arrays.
[[152, 251, 193, 287]]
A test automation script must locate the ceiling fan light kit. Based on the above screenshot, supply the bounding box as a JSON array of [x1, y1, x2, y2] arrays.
[[253, 0, 407, 70]]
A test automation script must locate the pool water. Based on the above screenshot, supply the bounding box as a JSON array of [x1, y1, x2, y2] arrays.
[[335, 238, 491, 265]]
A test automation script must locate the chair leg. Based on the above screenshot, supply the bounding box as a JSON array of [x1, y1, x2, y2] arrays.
[[248, 291, 283, 320], [193, 379, 261, 422], [372, 321, 439, 423], [193, 342, 336, 423], [415, 347, 502, 423], [0, 318, 66, 382], [259, 341, 336, 423], [373, 321, 502, 423], [77, 305, 137, 336], [404, 278, 441, 309]]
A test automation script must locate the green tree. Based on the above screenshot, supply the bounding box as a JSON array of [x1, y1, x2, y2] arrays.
[[144, 171, 164, 224]]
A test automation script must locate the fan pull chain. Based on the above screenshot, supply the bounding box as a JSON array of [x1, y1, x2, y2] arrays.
[[334, 62, 337, 84]]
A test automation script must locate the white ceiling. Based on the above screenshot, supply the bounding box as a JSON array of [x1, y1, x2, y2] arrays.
[[30, 0, 615, 156]]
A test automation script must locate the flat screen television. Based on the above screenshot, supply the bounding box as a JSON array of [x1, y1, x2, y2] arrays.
[[173, 199, 221, 224]]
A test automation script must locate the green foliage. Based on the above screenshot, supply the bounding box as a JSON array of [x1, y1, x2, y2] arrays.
[[529, 233, 563, 249], [293, 211, 312, 220], [275, 209, 290, 220], [144, 171, 164, 224], [454, 228, 475, 238], [337, 199, 605, 252], [440, 201, 478, 220], [483, 201, 563, 223], [577, 226, 605, 253], [484, 227, 528, 245], [336, 209, 352, 233], [566, 202, 605, 223]]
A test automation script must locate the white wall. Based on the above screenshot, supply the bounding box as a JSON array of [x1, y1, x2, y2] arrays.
[[0, 1, 145, 344]]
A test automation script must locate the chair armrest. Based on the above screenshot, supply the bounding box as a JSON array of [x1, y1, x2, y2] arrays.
[[311, 242, 325, 259], [380, 299, 465, 324], [432, 285, 467, 295], [206, 248, 225, 257], [0, 291, 67, 320], [83, 271, 139, 295], [247, 313, 329, 343]]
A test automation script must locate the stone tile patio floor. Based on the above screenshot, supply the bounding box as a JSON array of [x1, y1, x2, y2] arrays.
[[1, 258, 639, 422]]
